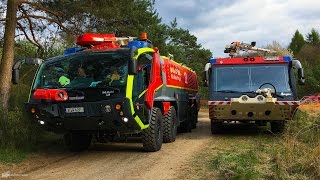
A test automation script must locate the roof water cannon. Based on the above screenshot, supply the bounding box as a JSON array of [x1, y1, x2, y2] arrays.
[[256, 88, 274, 98], [224, 41, 277, 57]]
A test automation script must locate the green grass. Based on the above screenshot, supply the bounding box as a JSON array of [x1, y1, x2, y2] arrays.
[[0, 131, 64, 164], [185, 109, 320, 180], [211, 149, 261, 180], [0, 147, 27, 164]]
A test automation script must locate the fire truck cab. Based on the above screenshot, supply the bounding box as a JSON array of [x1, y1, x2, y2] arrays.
[[203, 41, 305, 134]]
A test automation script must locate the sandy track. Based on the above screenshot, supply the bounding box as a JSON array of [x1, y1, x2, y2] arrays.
[[18, 111, 211, 180]]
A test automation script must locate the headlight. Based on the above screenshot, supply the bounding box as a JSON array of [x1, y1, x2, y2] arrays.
[[123, 117, 128, 122], [256, 95, 265, 102], [241, 95, 249, 101]]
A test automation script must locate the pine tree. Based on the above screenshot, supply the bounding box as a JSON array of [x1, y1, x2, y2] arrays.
[[289, 30, 305, 55], [306, 28, 320, 45]]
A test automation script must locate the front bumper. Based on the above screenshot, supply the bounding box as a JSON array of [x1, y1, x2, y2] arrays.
[[26, 98, 141, 133], [208, 98, 300, 122]]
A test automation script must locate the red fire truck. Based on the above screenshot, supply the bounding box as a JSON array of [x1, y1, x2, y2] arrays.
[[12, 33, 200, 151], [202, 41, 305, 134]]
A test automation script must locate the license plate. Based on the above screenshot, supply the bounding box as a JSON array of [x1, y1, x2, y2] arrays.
[[65, 107, 84, 113]]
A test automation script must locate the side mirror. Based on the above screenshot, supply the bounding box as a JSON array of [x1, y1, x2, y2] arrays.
[[298, 68, 305, 85], [292, 60, 305, 85], [12, 58, 43, 84], [202, 63, 211, 87], [128, 46, 138, 75], [202, 71, 208, 87], [12, 68, 20, 84]]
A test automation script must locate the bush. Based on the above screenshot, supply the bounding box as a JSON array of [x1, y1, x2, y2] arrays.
[[272, 109, 320, 179], [0, 63, 43, 149]]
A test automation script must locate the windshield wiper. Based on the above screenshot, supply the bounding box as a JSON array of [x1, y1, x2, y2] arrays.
[[94, 86, 120, 92], [42, 85, 61, 89], [215, 90, 255, 94], [215, 90, 287, 99]]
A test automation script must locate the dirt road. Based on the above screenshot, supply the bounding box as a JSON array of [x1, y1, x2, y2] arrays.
[[13, 110, 211, 180]]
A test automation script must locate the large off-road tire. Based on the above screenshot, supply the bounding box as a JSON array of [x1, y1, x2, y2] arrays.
[[163, 106, 177, 143], [64, 132, 92, 152], [270, 121, 285, 134], [141, 107, 163, 152], [190, 105, 198, 129], [178, 117, 192, 133], [211, 120, 222, 134]]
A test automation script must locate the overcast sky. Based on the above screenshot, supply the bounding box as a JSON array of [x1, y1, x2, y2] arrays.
[[155, 0, 320, 57]]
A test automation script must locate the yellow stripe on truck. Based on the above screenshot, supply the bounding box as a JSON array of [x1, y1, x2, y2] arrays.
[[126, 47, 155, 130], [126, 75, 149, 130]]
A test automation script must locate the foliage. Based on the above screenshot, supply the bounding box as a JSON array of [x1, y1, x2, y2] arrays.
[[272, 109, 320, 179], [296, 43, 320, 96], [289, 30, 306, 55], [164, 19, 211, 98], [265, 41, 293, 56], [40, 0, 168, 50], [0, 41, 50, 149], [0, 147, 26, 163], [306, 28, 320, 45], [184, 110, 320, 180]]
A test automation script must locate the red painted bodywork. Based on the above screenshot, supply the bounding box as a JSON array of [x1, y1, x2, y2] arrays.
[[76, 33, 119, 49], [164, 57, 198, 90], [214, 56, 287, 65], [145, 52, 163, 109], [33, 89, 68, 101], [145, 52, 199, 109], [162, 102, 171, 115]]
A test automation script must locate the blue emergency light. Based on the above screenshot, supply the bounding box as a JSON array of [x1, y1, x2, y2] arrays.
[[283, 56, 292, 62], [64, 47, 82, 55], [128, 41, 152, 49]]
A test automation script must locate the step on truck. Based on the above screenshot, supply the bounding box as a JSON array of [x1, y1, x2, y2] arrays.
[[12, 32, 200, 152], [202, 41, 305, 134]]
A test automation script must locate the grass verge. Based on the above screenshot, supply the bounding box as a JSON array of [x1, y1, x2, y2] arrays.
[[184, 108, 320, 180], [0, 147, 27, 164]]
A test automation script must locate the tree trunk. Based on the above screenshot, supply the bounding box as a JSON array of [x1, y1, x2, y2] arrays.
[[0, 0, 18, 110], [0, 0, 18, 142]]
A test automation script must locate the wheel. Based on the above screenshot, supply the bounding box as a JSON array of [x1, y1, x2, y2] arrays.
[[178, 117, 192, 133], [211, 120, 222, 134], [64, 132, 92, 152], [141, 107, 163, 152], [177, 105, 192, 133], [190, 105, 198, 129], [270, 121, 285, 134], [163, 106, 177, 143]]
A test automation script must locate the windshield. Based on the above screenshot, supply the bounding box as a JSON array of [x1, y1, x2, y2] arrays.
[[212, 65, 291, 93], [33, 49, 129, 90]]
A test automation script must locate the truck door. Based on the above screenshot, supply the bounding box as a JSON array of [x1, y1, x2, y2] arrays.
[[132, 53, 152, 123]]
